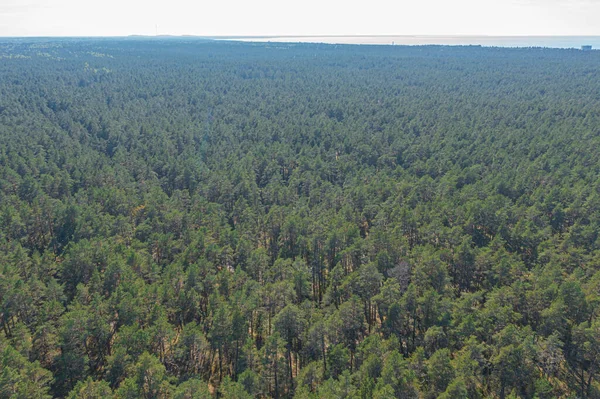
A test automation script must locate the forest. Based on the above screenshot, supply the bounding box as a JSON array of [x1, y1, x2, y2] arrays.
[[1, 38, 600, 398]]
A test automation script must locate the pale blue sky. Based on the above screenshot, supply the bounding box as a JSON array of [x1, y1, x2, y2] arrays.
[[0, 0, 599, 37]]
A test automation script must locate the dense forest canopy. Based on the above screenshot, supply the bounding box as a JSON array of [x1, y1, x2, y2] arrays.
[[1, 38, 600, 398]]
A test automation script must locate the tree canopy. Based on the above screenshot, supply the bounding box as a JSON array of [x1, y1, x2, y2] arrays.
[[1, 37, 600, 398]]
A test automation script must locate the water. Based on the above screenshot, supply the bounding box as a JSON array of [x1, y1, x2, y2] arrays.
[[224, 36, 600, 49]]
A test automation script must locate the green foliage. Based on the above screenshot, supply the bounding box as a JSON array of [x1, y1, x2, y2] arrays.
[[1, 37, 600, 397], [0, 341, 52, 399], [67, 377, 112, 399]]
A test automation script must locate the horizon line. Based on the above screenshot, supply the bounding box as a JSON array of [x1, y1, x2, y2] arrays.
[[2, 34, 600, 39]]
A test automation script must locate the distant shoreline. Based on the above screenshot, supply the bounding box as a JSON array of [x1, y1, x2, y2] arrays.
[[0, 35, 598, 49], [215, 35, 600, 49]]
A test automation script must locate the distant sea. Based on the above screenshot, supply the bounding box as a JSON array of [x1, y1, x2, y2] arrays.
[[222, 36, 600, 49]]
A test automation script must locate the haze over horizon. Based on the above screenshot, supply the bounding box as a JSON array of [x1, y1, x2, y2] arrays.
[[1, 0, 599, 37]]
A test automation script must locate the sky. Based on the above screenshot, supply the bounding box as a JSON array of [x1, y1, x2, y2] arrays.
[[0, 0, 599, 37]]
